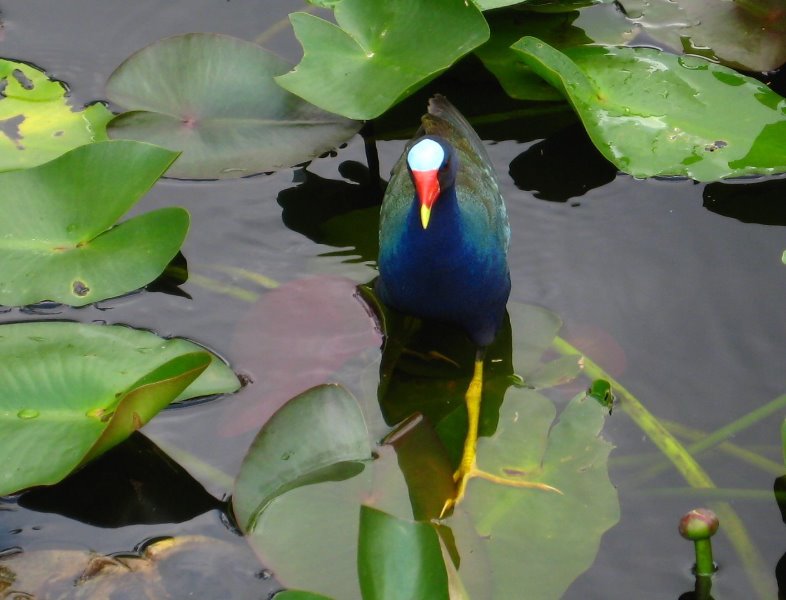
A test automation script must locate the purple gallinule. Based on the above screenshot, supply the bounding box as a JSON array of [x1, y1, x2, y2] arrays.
[[377, 95, 558, 514]]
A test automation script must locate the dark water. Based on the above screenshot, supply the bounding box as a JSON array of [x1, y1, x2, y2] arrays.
[[2, 1, 786, 598]]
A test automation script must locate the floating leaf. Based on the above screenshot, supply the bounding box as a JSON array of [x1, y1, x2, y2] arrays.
[[233, 384, 372, 530], [618, 0, 786, 72], [276, 0, 489, 120], [0, 321, 241, 494], [106, 33, 359, 179], [475, 7, 633, 101], [513, 38, 786, 180], [234, 384, 381, 600], [0, 59, 111, 172], [459, 387, 619, 599], [358, 505, 449, 600], [0, 140, 186, 306]]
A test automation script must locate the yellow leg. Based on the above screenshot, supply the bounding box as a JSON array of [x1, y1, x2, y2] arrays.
[[440, 349, 562, 518], [454, 354, 484, 499]]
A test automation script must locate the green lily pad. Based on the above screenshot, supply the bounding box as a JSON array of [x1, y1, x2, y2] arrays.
[[234, 385, 384, 600], [276, 0, 489, 120], [0, 140, 186, 307], [358, 505, 449, 600], [618, 0, 786, 72], [106, 33, 360, 179], [0, 320, 242, 495], [233, 384, 372, 531], [475, 7, 633, 101], [513, 37, 786, 181], [460, 388, 618, 599], [0, 59, 111, 172]]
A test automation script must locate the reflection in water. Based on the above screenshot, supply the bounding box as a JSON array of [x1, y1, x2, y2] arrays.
[[277, 162, 383, 257], [19, 433, 220, 527], [509, 123, 617, 203], [704, 176, 786, 225]]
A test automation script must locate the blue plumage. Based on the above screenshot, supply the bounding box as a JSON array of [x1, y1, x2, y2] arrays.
[[376, 95, 510, 347]]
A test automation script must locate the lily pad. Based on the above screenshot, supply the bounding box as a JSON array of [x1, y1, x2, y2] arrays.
[[0, 320, 239, 495], [358, 505, 449, 600], [106, 33, 360, 179], [0, 59, 111, 172], [234, 384, 383, 600], [459, 387, 619, 599], [618, 0, 786, 72], [513, 37, 786, 180], [0, 139, 186, 307], [475, 7, 633, 101], [233, 384, 372, 531], [276, 0, 489, 120]]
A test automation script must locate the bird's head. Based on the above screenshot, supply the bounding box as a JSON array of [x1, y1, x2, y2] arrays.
[[406, 136, 456, 229]]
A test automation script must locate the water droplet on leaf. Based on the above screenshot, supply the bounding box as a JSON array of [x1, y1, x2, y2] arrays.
[[17, 409, 39, 419]]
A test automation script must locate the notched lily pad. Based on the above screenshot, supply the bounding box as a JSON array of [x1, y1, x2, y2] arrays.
[[0, 321, 241, 495], [106, 33, 360, 179], [0, 59, 111, 172], [276, 0, 490, 120], [0, 139, 187, 307], [513, 37, 786, 180]]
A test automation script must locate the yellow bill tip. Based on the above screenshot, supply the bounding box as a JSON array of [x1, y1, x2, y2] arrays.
[[420, 204, 431, 229]]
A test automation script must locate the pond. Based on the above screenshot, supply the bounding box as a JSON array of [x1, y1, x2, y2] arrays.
[[1, 1, 786, 598]]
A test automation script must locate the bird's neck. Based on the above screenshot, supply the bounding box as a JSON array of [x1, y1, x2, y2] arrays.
[[407, 185, 462, 244]]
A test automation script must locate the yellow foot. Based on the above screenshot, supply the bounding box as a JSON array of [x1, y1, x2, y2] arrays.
[[439, 349, 562, 519], [440, 464, 562, 518]]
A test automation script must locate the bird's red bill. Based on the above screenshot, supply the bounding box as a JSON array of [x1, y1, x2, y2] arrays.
[[412, 169, 440, 229]]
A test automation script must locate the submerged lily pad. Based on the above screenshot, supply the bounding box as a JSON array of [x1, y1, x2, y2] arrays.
[[276, 0, 489, 120], [618, 0, 786, 72], [0, 321, 241, 495], [0, 535, 263, 599], [106, 33, 360, 179], [233, 384, 372, 530], [461, 388, 618, 599], [234, 384, 378, 600], [0, 59, 111, 172], [0, 140, 186, 307], [513, 38, 786, 180], [233, 297, 615, 599]]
